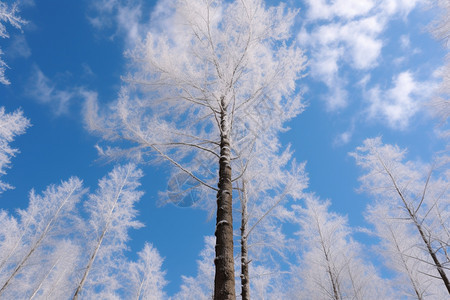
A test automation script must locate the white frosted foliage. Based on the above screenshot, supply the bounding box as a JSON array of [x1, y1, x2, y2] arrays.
[[0, 1, 26, 85], [0, 107, 30, 193], [74, 164, 144, 299]]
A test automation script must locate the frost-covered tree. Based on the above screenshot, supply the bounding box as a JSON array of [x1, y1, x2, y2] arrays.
[[26, 239, 80, 300], [236, 141, 307, 300], [0, 177, 85, 297], [73, 164, 144, 299], [351, 137, 450, 297], [128, 242, 167, 300], [0, 107, 30, 193], [88, 0, 305, 297], [0, 1, 26, 85], [173, 236, 216, 300], [430, 0, 450, 122], [250, 264, 287, 300], [289, 196, 390, 300], [366, 204, 433, 299]]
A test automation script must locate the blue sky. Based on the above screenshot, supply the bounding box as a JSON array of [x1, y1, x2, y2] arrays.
[[1, 0, 447, 296]]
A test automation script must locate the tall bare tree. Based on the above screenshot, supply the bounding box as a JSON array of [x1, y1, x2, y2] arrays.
[[88, 0, 305, 298], [0, 177, 85, 297], [351, 137, 450, 297], [73, 164, 144, 299], [290, 195, 391, 300], [235, 141, 307, 300]]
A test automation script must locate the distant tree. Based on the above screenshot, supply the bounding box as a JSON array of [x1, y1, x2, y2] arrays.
[[429, 0, 450, 139], [27, 239, 80, 300], [351, 137, 450, 297], [0, 1, 26, 85], [366, 204, 432, 299], [173, 236, 216, 300], [73, 164, 144, 299], [0, 177, 85, 297], [236, 142, 307, 300], [88, 0, 305, 297], [0, 107, 30, 193], [289, 195, 390, 300], [128, 242, 167, 300], [250, 264, 288, 300]]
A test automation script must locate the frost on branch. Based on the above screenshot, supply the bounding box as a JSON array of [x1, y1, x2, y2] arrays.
[[0, 1, 26, 85], [430, 1, 450, 119], [128, 243, 167, 300], [0, 177, 85, 298], [289, 196, 391, 300], [89, 0, 306, 297], [351, 137, 450, 297], [174, 236, 215, 300], [73, 164, 144, 299], [0, 107, 30, 193]]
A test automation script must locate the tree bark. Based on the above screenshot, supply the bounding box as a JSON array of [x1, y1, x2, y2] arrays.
[[214, 99, 236, 300]]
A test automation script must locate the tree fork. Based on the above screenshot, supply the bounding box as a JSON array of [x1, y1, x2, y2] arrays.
[[214, 100, 236, 300]]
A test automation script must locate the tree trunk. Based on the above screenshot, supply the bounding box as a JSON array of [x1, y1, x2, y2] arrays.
[[0, 187, 77, 297], [72, 230, 106, 300], [415, 221, 450, 294], [73, 170, 130, 300], [214, 99, 236, 300], [240, 181, 250, 300], [381, 159, 450, 295]]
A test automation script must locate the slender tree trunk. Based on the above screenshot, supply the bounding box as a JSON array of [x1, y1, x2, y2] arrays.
[[134, 271, 147, 300], [0, 187, 77, 296], [380, 159, 450, 294], [240, 181, 250, 300], [214, 98, 236, 300], [73, 170, 129, 300], [72, 229, 106, 300], [316, 218, 341, 300], [415, 221, 450, 294], [325, 252, 340, 300], [388, 227, 423, 300], [29, 257, 59, 300]]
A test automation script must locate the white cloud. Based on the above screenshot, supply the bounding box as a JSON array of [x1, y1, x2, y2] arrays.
[[333, 130, 353, 146], [326, 79, 348, 111], [366, 71, 436, 130], [28, 66, 75, 115], [6, 34, 31, 59], [400, 34, 410, 49], [18, 0, 35, 7], [116, 3, 144, 47], [379, 0, 423, 17], [299, 0, 425, 110], [28, 66, 97, 117], [87, 0, 151, 49], [305, 0, 375, 21]]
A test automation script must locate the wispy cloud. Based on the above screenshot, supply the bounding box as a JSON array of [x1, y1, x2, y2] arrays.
[[27, 66, 76, 115], [87, 0, 151, 49], [27, 65, 98, 117], [365, 71, 436, 130], [299, 0, 425, 110], [6, 34, 31, 60]]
